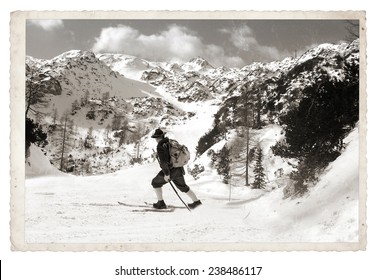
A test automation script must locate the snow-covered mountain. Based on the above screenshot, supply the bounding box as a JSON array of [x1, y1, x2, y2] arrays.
[[26, 50, 157, 114], [24, 39, 361, 246], [96, 53, 152, 80], [25, 40, 359, 184], [181, 56, 214, 72]]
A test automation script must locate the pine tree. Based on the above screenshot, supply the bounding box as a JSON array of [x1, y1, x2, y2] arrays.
[[253, 146, 266, 189], [217, 144, 232, 184], [272, 61, 359, 195], [25, 118, 48, 157], [196, 119, 224, 157], [239, 79, 267, 186], [84, 127, 95, 149]]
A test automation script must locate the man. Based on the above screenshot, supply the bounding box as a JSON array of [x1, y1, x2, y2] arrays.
[[151, 128, 202, 209]]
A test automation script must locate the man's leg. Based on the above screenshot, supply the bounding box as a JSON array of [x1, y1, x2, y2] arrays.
[[152, 170, 168, 188], [170, 168, 190, 193], [172, 176, 202, 209], [170, 169, 201, 206], [154, 187, 163, 201], [186, 189, 199, 202], [151, 171, 168, 208]]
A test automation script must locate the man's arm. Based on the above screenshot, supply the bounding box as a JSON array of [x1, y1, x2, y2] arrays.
[[157, 144, 170, 176]]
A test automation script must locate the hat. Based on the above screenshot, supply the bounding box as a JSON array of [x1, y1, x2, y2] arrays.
[[151, 128, 166, 138]]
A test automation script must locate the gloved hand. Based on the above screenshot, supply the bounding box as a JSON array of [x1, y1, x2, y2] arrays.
[[164, 175, 170, 182]]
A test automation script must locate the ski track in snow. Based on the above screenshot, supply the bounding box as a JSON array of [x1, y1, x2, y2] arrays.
[[25, 127, 360, 244], [25, 163, 264, 243], [25, 125, 359, 244]]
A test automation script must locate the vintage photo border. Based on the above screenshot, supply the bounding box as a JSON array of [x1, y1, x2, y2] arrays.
[[10, 10, 367, 251]]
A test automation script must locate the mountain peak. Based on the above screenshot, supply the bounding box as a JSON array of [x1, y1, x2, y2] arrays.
[[53, 50, 97, 62], [182, 57, 213, 72]]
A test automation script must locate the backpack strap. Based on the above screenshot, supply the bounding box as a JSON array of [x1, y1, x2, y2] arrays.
[[162, 141, 171, 164], [162, 142, 170, 154]]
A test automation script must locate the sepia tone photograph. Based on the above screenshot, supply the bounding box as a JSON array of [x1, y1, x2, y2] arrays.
[[10, 10, 366, 251]]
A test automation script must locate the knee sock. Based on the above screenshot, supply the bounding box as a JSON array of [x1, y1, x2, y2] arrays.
[[154, 188, 164, 201], [186, 189, 199, 202]]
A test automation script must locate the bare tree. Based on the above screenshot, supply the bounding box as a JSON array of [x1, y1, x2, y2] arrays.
[[112, 114, 123, 131], [52, 107, 58, 125], [345, 20, 360, 42], [102, 92, 110, 104], [240, 84, 254, 186], [59, 112, 69, 170], [25, 66, 48, 118], [104, 124, 111, 143], [55, 112, 75, 171]]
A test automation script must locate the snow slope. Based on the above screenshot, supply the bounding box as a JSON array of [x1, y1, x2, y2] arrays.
[[25, 127, 359, 244], [25, 145, 66, 178], [242, 126, 359, 242]]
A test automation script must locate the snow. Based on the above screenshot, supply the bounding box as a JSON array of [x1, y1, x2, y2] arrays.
[[166, 102, 219, 158], [26, 145, 66, 178], [25, 126, 359, 243], [97, 53, 153, 81], [23, 41, 360, 245], [28, 51, 160, 115]]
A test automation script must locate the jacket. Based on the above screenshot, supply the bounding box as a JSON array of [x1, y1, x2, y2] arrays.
[[156, 137, 172, 176]]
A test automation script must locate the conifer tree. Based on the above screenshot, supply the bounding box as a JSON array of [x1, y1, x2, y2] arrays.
[[84, 127, 94, 149], [217, 144, 232, 184], [253, 146, 266, 189], [25, 118, 48, 157], [272, 61, 359, 195]]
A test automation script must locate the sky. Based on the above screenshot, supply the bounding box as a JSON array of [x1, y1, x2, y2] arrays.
[[26, 19, 358, 68]]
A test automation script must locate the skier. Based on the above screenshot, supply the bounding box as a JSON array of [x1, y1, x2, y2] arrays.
[[151, 128, 202, 209]]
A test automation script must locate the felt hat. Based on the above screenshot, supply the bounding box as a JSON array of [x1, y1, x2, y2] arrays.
[[151, 128, 166, 138]]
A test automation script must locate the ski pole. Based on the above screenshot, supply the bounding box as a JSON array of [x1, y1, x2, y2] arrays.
[[154, 150, 191, 212], [167, 180, 191, 212]]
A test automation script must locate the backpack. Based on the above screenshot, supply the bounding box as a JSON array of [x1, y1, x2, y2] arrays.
[[168, 139, 190, 167]]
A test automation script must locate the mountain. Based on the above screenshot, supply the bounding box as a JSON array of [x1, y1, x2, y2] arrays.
[[23, 39, 361, 248], [97, 53, 152, 80], [203, 40, 359, 131], [181, 56, 214, 72], [26, 50, 157, 114], [25, 40, 359, 191], [25, 50, 188, 174]]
